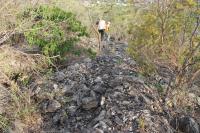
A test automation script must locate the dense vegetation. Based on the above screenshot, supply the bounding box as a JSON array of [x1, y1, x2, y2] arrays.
[[128, 0, 200, 89], [0, 0, 200, 132]]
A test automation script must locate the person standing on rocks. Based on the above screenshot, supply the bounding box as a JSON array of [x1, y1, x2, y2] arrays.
[[96, 17, 106, 41]]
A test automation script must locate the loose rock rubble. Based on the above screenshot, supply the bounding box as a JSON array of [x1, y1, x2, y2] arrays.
[[31, 41, 200, 133]]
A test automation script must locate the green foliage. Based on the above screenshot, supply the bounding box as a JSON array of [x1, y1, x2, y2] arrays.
[[21, 6, 88, 56]]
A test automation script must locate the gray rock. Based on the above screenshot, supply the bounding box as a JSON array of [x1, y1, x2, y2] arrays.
[[94, 121, 108, 129], [94, 77, 103, 83], [115, 86, 124, 91], [68, 105, 77, 114], [93, 84, 106, 94], [128, 90, 135, 96], [52, 109, 67, 124], [93, 128, 104, 133], [94, 110, 106, 122], [197, 96, 200, 106], [81, 97, 99, 110], [114, 116, 123, 126], [171, 116, 199, 133], [37, 41, 199, 133], [90, 90, 97, 98], [138, 94, 151, 104], [46, 100, 61, 113], [83, 58, 92, 63], [54, 72, 66, 82], [123, 82, 130, 89], [189, 93, 196, 99], [160, 118, 174, 133], [30, 86, 41, 96], [53, 84, 59, 92], [62, 85, 74, 95]]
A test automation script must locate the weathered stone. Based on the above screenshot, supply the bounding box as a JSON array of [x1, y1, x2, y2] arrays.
[[94, 77, 103, 83], [45, 100, 61, 113], [53, 84, 59, 92], [114, 116, 123, 125], [37, 91, 54, 100], [189, 93, 196, 99], [115, 86, 124, 91], [68, 105, 77, 114], [93, 128, 104, 133], [138, 94, 151, 104], [93, 84, 106, 94], [94, 121, 108, 129], [36, 40, 197, 133], [100, 96, 106, 106], [123, 82, 130, 89], [171, 116, 199, 133], [128, 90, 135, 96], [83, 58, 92, 63], [52, 109, 67, 124], [197, 97, 200, 106], [94, 110, 106, 122], [81, 97, 99, 110], [62, 85, 74, 95], [54, 72, 66, 82]]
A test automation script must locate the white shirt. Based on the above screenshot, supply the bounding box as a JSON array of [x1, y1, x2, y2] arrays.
[[98, 20, 106, 30]]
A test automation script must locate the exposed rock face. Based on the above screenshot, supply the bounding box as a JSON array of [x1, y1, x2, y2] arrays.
[[81, 97, 99, 110], [42, 100, 61, 113], [33, 41, 200, 133], [170, 116, 199, 133]]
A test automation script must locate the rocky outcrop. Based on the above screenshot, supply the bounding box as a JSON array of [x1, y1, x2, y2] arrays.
[[30, 41, 200, 133], [170, 116, 199, 133]]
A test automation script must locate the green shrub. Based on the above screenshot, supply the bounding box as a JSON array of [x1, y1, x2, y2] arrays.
[[21, 6, 88, 56]]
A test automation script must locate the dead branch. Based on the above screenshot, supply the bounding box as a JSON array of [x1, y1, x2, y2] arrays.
[[86, 7, 101, 51], [188, 69, 200, 85], [189, 16, 200, 49]]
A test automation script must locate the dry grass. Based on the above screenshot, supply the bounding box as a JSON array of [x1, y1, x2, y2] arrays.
[[0, 45, 48, 132], [0, 45, 48, 80]]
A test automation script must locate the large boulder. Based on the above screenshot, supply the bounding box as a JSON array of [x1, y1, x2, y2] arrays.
[[170, 116, 199, 133]]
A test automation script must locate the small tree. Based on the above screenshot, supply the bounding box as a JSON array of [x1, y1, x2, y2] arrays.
[[128, 0, 200, 89]]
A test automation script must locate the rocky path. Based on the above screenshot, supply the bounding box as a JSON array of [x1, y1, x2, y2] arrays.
[[33, 41, 199, 133]]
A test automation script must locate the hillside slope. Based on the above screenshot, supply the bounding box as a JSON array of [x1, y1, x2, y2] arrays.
[[26, 41, 200, 132]]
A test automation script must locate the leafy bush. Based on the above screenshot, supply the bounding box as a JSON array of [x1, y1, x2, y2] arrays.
[[21, 6, 88, 56]]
